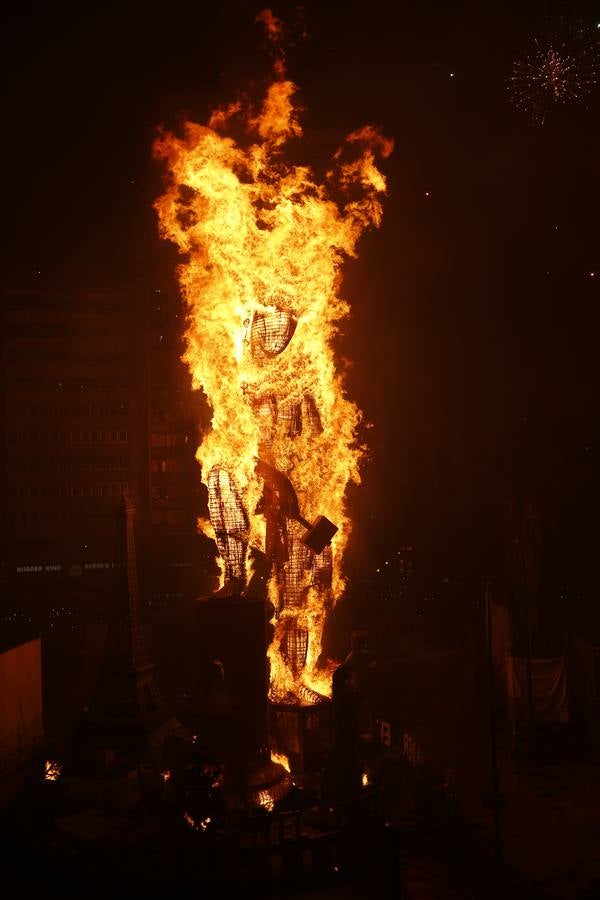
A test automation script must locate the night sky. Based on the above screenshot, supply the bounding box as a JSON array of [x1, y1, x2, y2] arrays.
[[3, 1, 599, 623]]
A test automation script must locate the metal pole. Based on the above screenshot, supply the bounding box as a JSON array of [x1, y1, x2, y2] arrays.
[[485, 579, 503, 866]]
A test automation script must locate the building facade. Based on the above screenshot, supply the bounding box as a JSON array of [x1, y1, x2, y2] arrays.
[[0, 284, 214, 631]]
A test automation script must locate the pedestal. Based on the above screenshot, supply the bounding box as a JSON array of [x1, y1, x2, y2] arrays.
[[270, 700, 332, 775]]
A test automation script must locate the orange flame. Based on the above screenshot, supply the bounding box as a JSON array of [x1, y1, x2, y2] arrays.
[[44, 759, 62, 781], [270, 749, 291, 773], [155, 56, 392, 703]]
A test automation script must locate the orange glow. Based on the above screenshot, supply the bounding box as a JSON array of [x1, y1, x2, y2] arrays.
[[155, 46, 391, 703], [44, 759, 62, 781], [256, 791, 275, 812], [270, 749, 291, 773], [255, 8, 283, 41]]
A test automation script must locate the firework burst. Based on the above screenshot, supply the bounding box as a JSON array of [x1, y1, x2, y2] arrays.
[[508, 24, 600, 123]]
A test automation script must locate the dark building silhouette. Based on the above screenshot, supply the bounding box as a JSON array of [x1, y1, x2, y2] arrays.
[[70, 495, 190, 792], [143, 291, 214, 618], [0, 284, 213, 631]]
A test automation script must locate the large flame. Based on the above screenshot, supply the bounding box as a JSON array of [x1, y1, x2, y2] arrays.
[[155, 37, 392, 702]]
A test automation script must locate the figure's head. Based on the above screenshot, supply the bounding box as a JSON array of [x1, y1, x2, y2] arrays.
[[250, 309, 297, 359]]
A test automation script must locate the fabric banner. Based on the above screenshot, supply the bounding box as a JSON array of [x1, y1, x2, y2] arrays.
[[506, 655, 569, 725]]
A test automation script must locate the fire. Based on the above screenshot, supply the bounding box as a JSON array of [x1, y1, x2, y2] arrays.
[[270, 749, 291, 773], [154, 15, 392, 703], [256, 791, 275, 812], [44, 759, 62, 781], [183, 812, 212, 831]]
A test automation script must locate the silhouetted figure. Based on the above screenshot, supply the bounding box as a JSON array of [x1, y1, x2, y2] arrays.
[[321, 661, 363, 807], [344, 628, 376, 739], [332, 662, 361, 751]]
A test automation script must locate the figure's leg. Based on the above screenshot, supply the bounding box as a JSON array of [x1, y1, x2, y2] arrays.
[[207, 466, 249, 585], [282, 622, 309, 678], [278, 524, 311, 675]]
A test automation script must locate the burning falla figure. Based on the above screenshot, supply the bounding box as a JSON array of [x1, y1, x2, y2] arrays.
[[154, 69, 392, 703], [208, 303, 339, 700]]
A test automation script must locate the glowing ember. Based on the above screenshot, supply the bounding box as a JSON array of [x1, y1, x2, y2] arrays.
[[270, 749, 291, 773], [183, 812, 212, 831], [155, 12, 392, 703], [44, 759, 62, 781], [162, 770, 171, 783], [256, 790, 275, 812], [362, 772, 369, 787]]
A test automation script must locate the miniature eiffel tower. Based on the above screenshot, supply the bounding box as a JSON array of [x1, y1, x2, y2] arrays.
[[71, 495, 189, 779]]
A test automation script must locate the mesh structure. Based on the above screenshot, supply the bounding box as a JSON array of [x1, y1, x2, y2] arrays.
[[207, 466, 249, 581], [250, 310, 297, 360], [254, 392, 321, 452], [282, 525, 312, 610], [282, 623, 309, 677], [255, 394, 277, 448], [276, 399, 302, 439], [276, 521, 332, 679], [301, 394, 322, 437]]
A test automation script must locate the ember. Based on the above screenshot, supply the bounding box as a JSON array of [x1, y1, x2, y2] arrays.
[[183, 812, 212, 832], [44, 759, 62, 781], [155, 11, 392, 704]]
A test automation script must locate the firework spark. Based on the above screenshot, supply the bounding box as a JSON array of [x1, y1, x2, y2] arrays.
[[508, 25, 600, 123]]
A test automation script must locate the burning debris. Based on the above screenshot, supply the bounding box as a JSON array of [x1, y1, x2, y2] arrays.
[[270, 749, 291, 773], [44, 759, 62, 781], [155, 13, 392, 705]]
